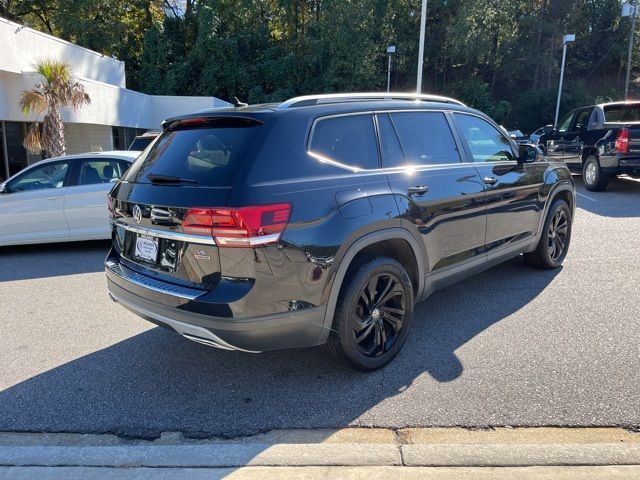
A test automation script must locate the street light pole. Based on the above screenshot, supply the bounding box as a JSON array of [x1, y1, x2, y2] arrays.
[[625, 0, 638, 99], [554, 34, 575, 127], [387, 45, 396, 93], [416, 0, 427, 93]]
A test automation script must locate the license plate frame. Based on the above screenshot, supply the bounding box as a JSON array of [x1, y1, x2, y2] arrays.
[[134, 234, 159, 263]]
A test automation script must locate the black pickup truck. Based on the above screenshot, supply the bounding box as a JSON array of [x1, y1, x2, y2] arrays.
[[540, 101, 640, 191]]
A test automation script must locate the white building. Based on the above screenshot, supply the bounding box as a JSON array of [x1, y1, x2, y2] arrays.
[[0, 17, 230, 180]]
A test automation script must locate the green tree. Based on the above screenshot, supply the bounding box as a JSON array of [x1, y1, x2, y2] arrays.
[[18, 60, 90, 158]]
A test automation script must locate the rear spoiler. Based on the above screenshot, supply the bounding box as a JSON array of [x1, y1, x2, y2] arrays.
[[162, 116, 264, 131]]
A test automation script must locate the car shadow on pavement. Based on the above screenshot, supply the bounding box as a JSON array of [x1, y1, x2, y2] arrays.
[[0, 257, 561, 439], [0, 241, 110, 282], [575, 176, 640, 218]]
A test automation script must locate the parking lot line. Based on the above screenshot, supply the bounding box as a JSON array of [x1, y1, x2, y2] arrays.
[[576, 192, 597, 202]]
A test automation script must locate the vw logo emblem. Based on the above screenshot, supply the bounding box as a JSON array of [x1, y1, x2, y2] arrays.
[[132, 205, 143, 224]]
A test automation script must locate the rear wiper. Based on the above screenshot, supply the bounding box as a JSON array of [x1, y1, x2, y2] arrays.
[[147, 174, 198, 185]]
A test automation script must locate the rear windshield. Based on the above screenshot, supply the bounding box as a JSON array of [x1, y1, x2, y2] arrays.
[[603, 105, 640, 123], [124, 124, 261, 186]]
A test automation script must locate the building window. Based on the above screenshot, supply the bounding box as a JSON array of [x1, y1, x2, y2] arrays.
[[1, 122, 44, 179], [112, 127, 146, 150], [5, 122, 28, 177], [0, 123, 7, 182]]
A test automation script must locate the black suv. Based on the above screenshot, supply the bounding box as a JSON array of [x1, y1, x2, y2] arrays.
[[105, 93, 575, 371]]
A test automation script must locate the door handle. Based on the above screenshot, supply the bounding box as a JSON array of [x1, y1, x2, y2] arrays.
[[408, 185, 428, 196], [483, 176, 497, 185]]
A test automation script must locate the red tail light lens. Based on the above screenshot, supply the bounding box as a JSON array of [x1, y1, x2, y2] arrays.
[[182, 204, 291, 247], [615, 128, 629, 154]]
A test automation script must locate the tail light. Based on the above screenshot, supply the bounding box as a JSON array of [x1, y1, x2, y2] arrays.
[[615, 128, 629, 154], [182, 203, 291, 247]]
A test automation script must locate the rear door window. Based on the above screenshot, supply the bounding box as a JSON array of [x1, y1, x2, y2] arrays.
[[125, 121, 262, 186], [76, 158, 127, 185], [381, 112, 461, 167], [308, 114, 379, 170]]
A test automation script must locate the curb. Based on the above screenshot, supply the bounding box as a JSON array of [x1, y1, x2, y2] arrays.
[[1, 466, 640, 480], [0, 427, 638, 469]]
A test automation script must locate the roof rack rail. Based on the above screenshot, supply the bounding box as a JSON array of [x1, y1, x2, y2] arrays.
[[277, 92, 466, 109]]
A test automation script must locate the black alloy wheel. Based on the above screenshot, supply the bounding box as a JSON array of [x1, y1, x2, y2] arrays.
[[524, 199, 572, 269], [324, 256, 414, 371], [353, 273, 407, 358], [547, 208, 569, 263]]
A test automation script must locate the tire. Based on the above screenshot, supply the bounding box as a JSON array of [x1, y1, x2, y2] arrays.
[[524, 199, 572, 269], [323, 256, 414, 371], [582, 155, 609, 191]]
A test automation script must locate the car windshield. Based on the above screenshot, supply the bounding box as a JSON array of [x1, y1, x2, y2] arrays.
[[603, 105, 640, 123]]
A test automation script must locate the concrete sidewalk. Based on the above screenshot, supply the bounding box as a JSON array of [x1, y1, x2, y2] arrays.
[[1, 427, 639, 479]]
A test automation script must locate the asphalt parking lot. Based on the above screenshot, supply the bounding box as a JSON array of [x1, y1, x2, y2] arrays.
[[1, 177, 639, 439]]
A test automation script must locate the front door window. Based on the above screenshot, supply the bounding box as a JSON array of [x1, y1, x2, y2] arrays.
[[9, 162, 69, 192], [557, 113, 575, 134]]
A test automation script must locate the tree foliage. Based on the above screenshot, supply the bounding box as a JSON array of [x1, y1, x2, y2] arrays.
[[18, 60, 90, 157], [4, 0, 638, 131]]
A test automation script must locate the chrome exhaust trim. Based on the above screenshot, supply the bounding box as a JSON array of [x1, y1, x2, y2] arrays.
[[109, 291, 261, 353]]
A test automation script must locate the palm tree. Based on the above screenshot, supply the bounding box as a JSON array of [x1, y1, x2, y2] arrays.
[[19, 60, 90, 158]]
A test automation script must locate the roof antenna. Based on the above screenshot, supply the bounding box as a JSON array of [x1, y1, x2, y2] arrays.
[[232, 97, 248, 108]]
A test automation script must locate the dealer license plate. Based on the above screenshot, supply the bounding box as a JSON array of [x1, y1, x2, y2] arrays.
[[134, 234, 159, 263]]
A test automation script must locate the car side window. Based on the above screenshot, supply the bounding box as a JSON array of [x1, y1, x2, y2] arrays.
[[377, 114, 405, 167], [381, 112, 461, 167], [76, 159, 125, 185], [453, 113, 516, 163], [573, 109, 591, 132], [308, 114, 379, 170], [557, 112, 575, 134], [9, 161, 69, 192]]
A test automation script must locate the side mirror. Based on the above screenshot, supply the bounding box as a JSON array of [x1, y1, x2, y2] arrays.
[[543, 124, 554, 134], [0, 183, 7, 194], [518, 143, 539, 164]]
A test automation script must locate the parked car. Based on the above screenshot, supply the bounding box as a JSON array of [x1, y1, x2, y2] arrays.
[[529, 126, 547, 144], [540, 101, 640, 191], [128, 131, 160, 151], [105, 92, 575, 371], [0, 151, 138, 246], [507, 129, 529, 144]]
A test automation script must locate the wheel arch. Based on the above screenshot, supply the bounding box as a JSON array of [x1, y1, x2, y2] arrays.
[[319, 228, 425, 344], [530, 180, 575, 252], [581, 147, 599, 165]]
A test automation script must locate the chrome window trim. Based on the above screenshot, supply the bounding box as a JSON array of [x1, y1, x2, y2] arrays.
[[115, 220, 216, 245], [306, 109, 466, 172]]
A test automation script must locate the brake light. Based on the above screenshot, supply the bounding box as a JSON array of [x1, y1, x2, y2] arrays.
[[615, 128, 630, 154], [182, 203, 291, 247]]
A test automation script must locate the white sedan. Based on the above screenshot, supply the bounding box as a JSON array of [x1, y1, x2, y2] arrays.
[[0, 151, 139, 246]]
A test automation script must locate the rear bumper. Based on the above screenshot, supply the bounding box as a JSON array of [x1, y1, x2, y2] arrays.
[[600, 154, 640, 175], [106, 261, 328, 353]]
